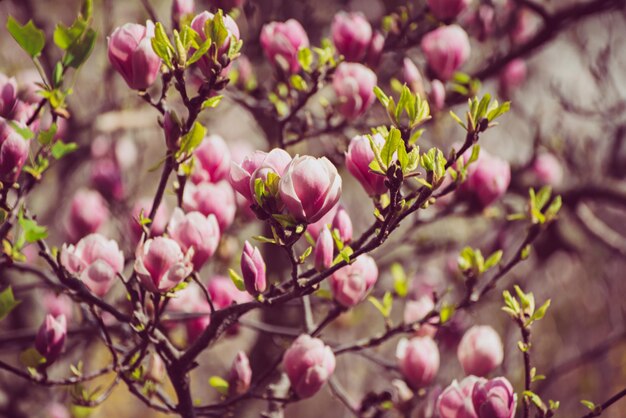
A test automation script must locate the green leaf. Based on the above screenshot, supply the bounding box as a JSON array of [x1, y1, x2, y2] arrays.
[[178, 122, 206, 156], [0, 286, 20, 321], [449, 111, 466, 130], [53, 18, 88, 50], [290, 74, 307, 91], [151, 22, 174, 69], [208, 376, 229, 395], [381, 128, 402, 167], [7, 17, 46, 58], [228, 269, 245, 291], [63, 28, 96, 68], [201, 95, 223, 109], [297, 47, 313, 72], [206, 10, 228, 51], [252, 235, 277, 245], [37, 124, 57, 146], [532, 299, 551, 322], [373, 86, 389, 107], [51, 141, 78, 159], [391, 263, 408, 297], [440, 303, 455, 324], [18, 213, 48, 242], [8, 121, 35, 140], [299, 246, 312, 263], [523, 391, 544, 409], [368, 292, 393, 317], [19, 347, 46, 368], [580, 400, 596, 411], [484, 250, 503, 270]]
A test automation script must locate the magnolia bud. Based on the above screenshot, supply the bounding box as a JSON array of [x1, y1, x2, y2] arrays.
[[402, 58, 425, 96], [108, 21, 161, 90], [332, 63, 377, 120], [396, 336, 440, 389], [331, 12, 373, 62], [438, 375, 484, 418], [403, 295, 437, 337], [428, 0, 471, 21], [279, 155, 342, 223], [183, 181, 236, 231], [167, 208, 220, 271], [229, 351, 252, 395], [457, 325, 504, 377], [499, 59, 527, 95], [0, 122, 29, 183], [472, 377, 517, 418], [421, 25, 471, 81], [332, 206, 353, 243], [42, 292, 73, 320], [241, 241, 266, 296], [207, 275, 251, 309], [191, 134, 231, 184], [66, 189, 109, 243], [365, 31, 385, 68], [283, 334, 336, 398], [134, 237, 194, 293], [329, 255, 378, 307], [260, 20, 310, 73], [463, 151, 511, 208], [35, 314, 67, 364], [345, 133, 387, 196], [314, 226, 334, 271], [430, 79, 446, 111], [91, 158, 124, 201], [531, 153, 563, 186], [190, 12, 240, 77], [0, 74, 18, 119]]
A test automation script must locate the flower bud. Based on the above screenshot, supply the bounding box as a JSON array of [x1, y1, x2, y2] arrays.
[[134, 237, 193, 293], [91, 158, 125, 201], [229, 351, 252, 395], [331, 12, 373, 62], [457, 325, 504, 377], [306, 204, 338, 240], [182, 181, 236, 231], [332, 62, 377, 120], [279, 155, 342, 223], [403, 294, 437, 337], [241, 241, 266, 296], [463, 151, 511, 208], [146, 352, 166, 383], [499, 59, 527, 95], [66, 189, 109, 243], [396, 336, 440, 389], [0, 122, 29, 183], [428, 0, 471, 21], [531, 153, 563, 186], [61, 233, 124, 297], [430, 79, 446, 110], [314, 226, 334, 271], [421, 25, 471, 81], [190, 11, 240, 77], [172, 0, 194, 23], [130, 198, 169, 242], [510, 9, 536, 46], [365, 31, 385, 68], [283, 334, 336, 398], [230, 148, 292, 202], [207, 275, 251, 309], [345, 133, 387, 196], [438, 375, 484, 418], [260, 20, 310, 74], [191, 134, 231, 184], [163, 110, 182, 151], [472, 377, 517, 418], [167, 208, 220, 271], [35, 314, 67, 364], [42, 291, 73, 320], [332, 206, 353, 243], [0, 74, 18, 119], [108, 21, 161, 90], [329, 254, 378, 307], [402, 58, 425, 96]]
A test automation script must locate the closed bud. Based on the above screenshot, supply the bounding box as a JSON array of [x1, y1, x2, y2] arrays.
[[134, 237, 193, 293], [168, 208, 220, 271], [279, 155, 342, 223], [108, 21, 161, 90], [35, 314, 67, 365], [0, 74, 18, 119], [531, 153, 563, 186], [329, 255, 378, 307], [428, 0, 471, 21], [421, 25, 471, 81], [314, 226, 334, 271], [365, 31, 385, 68], [499, 59, 527, 95], [42, 291, 73, 321], [66, 189, 109, 243], [472, 377, 517, 418], [332, 63, 377, 120], [191, 134, 231, 184], [396, 336, 440, 389], [241, 241, 266, 296], [430, 79, 446, 111], [91, 158, 125, 201], [462, 151, 511, 208], [332, 206, 353, 243], [61, 233, 124, 297], [283, 334, 336, 398], [457, 325, 504, 377], [402, 58, 425, 96], [0, 122, 29, 183], [345, 134, 387, 196], [183, 181, 236, 231], [260, 20, 310, 74], [403, 294, 437, 337], [438, 375, 484, 418], [331, 12, 373, 62], [229, 351, 252, 395]]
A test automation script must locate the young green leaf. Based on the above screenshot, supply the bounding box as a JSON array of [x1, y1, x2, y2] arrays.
[[51, 141, 78, 159], [208, 376, 229, 395], [0, 286, 20, 321], [7, 17, 46, 58]]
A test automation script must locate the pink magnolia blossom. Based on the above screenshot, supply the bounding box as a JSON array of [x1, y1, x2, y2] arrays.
[[182, 181, 236, 231], [66, 189, 109, 243], [346, 133, 387, 196], [167, 208, 220, 271], [396, 336, 440, 389], [331, 12, 373, 62], [458, 325, 504, 377], [499, 59, 527, 94], [306, 203, 338, 240], [35, 314, 67, 364], [438, 375, 484, 418], [531, 153, 563, 186], [190, 11, 240, 77], [329, 254, 378, 307], [279, 155, 342, 223], [332, 206, 353, 243], [61, 233, 124, 297], [463, 151, 511, 208], [91, 158, 124, 201], [134, 237, 193, 292], [191, 134, 231, 184], [229, 351, 252, 395], [207, 275, 251, 309], [404, 294, 437, 337], [332, 62, 378, 120], [472, 377, 517, 418], [283, 334, 336, 398], [365, 31, 385, 68], [314, 226, 334, 271], [0, 121, 29, 183], [230, 148, 292, 202], [428, 0, 471, 21], [42, 291, 74, 320], [130, 198, 169, 242], [241, 241, 266, 296], [0, 73, 18, 119], [107, 21, 161, 90], [260, 20, 310, 73], [421, 25, 471, 81]]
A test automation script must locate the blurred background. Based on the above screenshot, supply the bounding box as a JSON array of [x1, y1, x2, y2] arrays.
[[0, 0, 625, 417]]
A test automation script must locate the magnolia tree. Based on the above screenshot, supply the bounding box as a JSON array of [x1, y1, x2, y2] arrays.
[[0, 0, 624, 417]]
